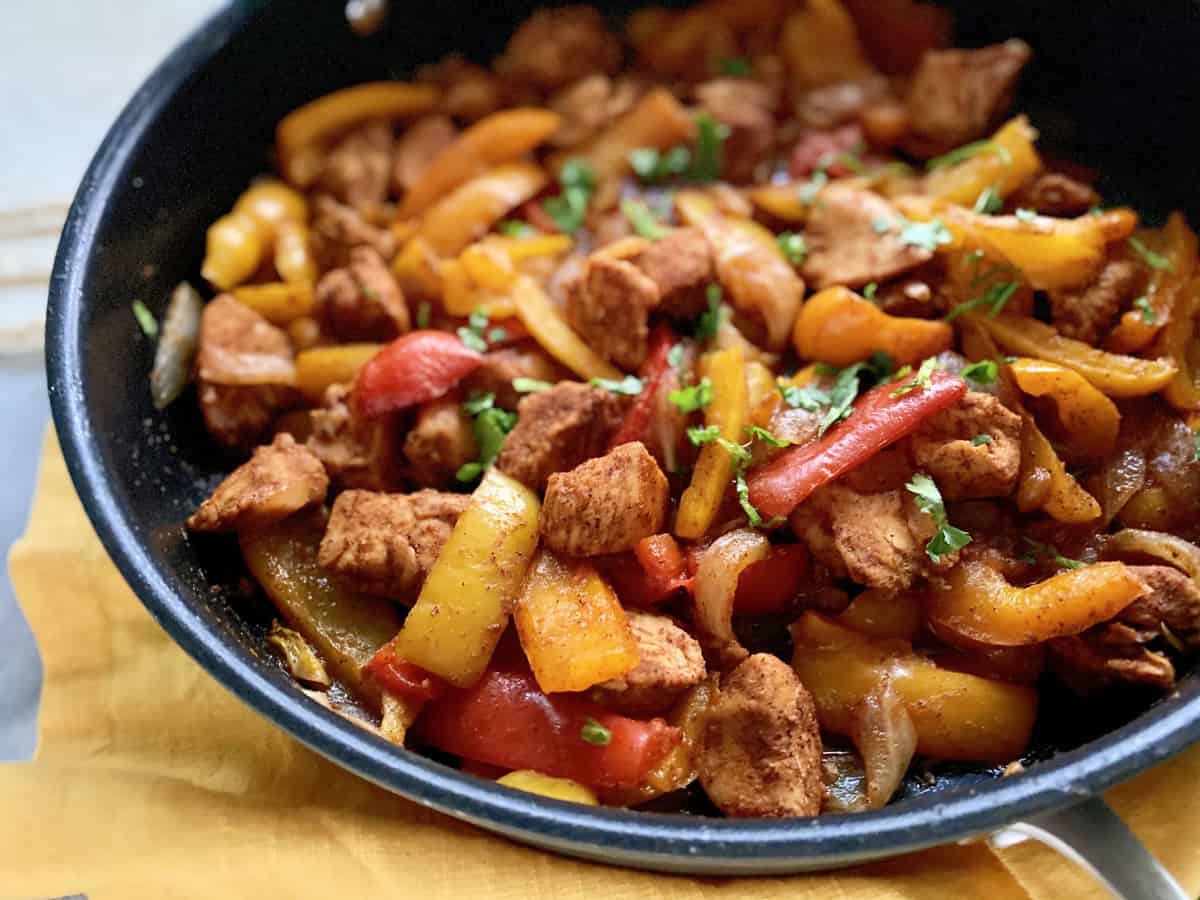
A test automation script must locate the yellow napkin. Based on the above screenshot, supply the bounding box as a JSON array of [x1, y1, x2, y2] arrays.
[[3, 433, 1199, 900]]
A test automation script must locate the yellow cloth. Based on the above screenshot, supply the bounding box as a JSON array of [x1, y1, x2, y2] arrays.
[[2, 434, 1199, 900]]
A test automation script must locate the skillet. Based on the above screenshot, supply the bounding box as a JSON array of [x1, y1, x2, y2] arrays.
[[44, 0, 1200, 886]]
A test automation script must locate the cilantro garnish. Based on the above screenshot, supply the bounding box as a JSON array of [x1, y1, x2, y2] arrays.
[[512, 377, 552, 394], [897, 218, 953, 252], [1014, 207, 1038, 222], [863, 282, 878, 300], [926, 140, 1012, 171], [745, 424, 789, 447], [1129, 237, 1172, 271], [971, 433, 994, 446], [944, 280, 1020, 322], [717, 56, 751, 76], [621, 198, 669, 240], [669, 376, 713, 414], [973, 186, 1003, 214], [543, 159, 595, 235], [456, 308, 492, 352], [961, 359, 998, 385], [498, 220, 535, 238], [777, 232, 808, 266], [580, 718, 612, 745], [415, 300, 431, 329], [456, 392, 518, 483], [1021, 538, 1085, 570], [891, 356, 940, 397], [1132, 296, 1157, 323], [132, 300, 158, 338], [590, 374, 644, 395], [693, 284, 725, 341], [687, 428, 781, 528], [905, 473, 972, 563]]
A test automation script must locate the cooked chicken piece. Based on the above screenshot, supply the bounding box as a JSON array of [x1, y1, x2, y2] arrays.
[[188, 433, 327, 532], [910, 391, 1023, 501], [200, 383, 296, 449], [392, 116, 457, 195], [634, 227, 713, 319], [1048, 260, 1142, 345], [319, 489, 469, 598], [310, 195, 398, 270], [591, 611, 706, 717], [792, 76, 891, 131], [695, 78, 777, 182], [565, 255, 661, 370], [435, 55, 508, 122], [540, 442, 669, 556], [306, 384, 404, 491], [462, 343, 568, 410], [548, 74, 639, 148], [904, 39, 1033, 158], [317, 120, 393, 213], [801, 185, 933, 289], [1010, 172, 1100, 218], [315, 246, 410, 342], [698, 653, 824, 818], [402, 397, 478, 489], [1119, 565, 1200, 647], [495, 6, 622, 91]]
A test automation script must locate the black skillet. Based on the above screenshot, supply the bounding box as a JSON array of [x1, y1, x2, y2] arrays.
[[44, 0, 1200, 889]]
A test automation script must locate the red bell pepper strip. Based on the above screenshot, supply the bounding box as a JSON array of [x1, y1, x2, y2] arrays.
[[595, 534, 691, 607], [417, 665, 681, 790], [734, 543, 810, 616], [366, 644, 446, 702], [354, 330, 483, 418], [609, 324, 677, 450], [790, 124, 865, 178], [747, 371, 967, 518]]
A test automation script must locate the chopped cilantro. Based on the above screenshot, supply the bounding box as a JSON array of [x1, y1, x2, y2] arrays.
[[816, 355, 892, 436], [972, 433, 994, 446], [621, 198, 669, 240], [863, 282, 878, 300], [690, 113, 729, 182], [1089, 205, 1106, 217], [777, 232, 808, 266], [687, 428, 779, 528], [487, 327, 508, 343], [462, 391, 496, 415], [1022, 538, 1085, 570], [687, 424, 721, 446], [415, 300, 431, 329], [667, 342, 686, 369], [498, 220, 535, 238], [457, 307, 492, 352], [628, 116, 728, 185], [590, 374, 644, 395], [580, 718, 612, 746], [926, 140, 1013, 171], [872, 218, 893, 234], [629, 145, 692, 183], [961, 359, 999, 385], [543, 158, 595, 235], [512, 377, 552, 394], [132, 300, 158, 338], [1133, 296, 1157, 323], [746, 424, 789, 447], [735, 470, 783, 529], [779, 381, 831, 412], [669, 376, 713, 414], [944, 280, 1020, 322], [1014, 207, 1038, 222], [1194, 429, 1200, 463], [693, 284, 724, 341], [905, 473, 972, 563], [891, 356, 940, 397], [717, 56, 751, 76], [973, 186, 1003, 214], [799, 169, 829, 205], [1129, 236, 1172, 271], [456, 398, 518, 483], [897, 218, 953, 252]]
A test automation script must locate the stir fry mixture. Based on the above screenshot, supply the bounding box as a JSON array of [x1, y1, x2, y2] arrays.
[[155, 0, 1200, 816]]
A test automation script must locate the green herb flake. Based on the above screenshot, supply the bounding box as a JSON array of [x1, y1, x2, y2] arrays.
[[687, 424, 721, 446], [717, 56, 751, 76], [416, 300, 432, 329], [1193, 429, 1200, 463], [891, 356, 939, 397], [590, 374, 644, 395], [1014, 207, 1038, 222], [629, 145, 693, 183], [456, 400, 519, 483], [669, 376, 714, 414], [799, 169, 829, 206], [543, 158, 596, 235], [487, 327, 509, 343], [971, 433, 994, 446], [777, 232, 808, 266], [779, 382, 831, 412], [863, 282, 878, 300], [1022, 538, 1085, 570], [872, 218, 893, 235], [462, 391, 496, 415], [1129, 236, 1172, 271], [667, 342, 686, 369], [457, 326, 488, 353], [961, 359, 999, 385], [498, 220, 535, 238], [973, 186, 1003, 214], [621, 198, 669, 240], [1089, 205, 1106, 217], [926, 140, 1012, 172], [944, 280, 1020, 322], [905, 473, 972, 563], [1133, 296, 1157, 323], [690, 113, 730, 183], [132, 300, 158, 338], [580, 717, 612, 746], [746, 424, 789, 447], [897, 218, 953, 253], [694, 284, 724, 341], [512, 377, 552, 394], [735, 469, 783, 529]]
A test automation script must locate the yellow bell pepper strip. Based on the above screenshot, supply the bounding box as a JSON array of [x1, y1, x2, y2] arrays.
[[1017, 410, 1101, 523], [201, 210, 266, 291], [548, 88, 695, 183], [930, 559, 1148, 646], [922, 116, 1042, 207], [967, 312, 1178, 397], [744, 360, 778, 411], [838, 589, 923, 641], [379, 692, 425, 747], [790, 612, 1037, 762], [418, 163, 548, 257], [277, 81, 440, 187], [748, 183, 809, 225], [895, 195, 1110, 292], [385, 468, 541, 688], [400, 107, 560, 217], [240, 511, 402, 706], [793, 285, 953, 367], [231, 281, 315, 326], [511, 276, 621, 381], [1108, 212, 1199, 354], [273, 220, 318, 285], [496, 771, 599, 805], [391, 236, 443, 302], [675, 346, 748, 539], [1009, 357, 1120, 463], [514, 550, 640, 694], [676, 191, 804, 351], [1158, 276, 1200, 411], [233, 178, 309, 237], [440, 257, 517, 319], [780, 0, 875, 89], [294, 343, 383, 404]]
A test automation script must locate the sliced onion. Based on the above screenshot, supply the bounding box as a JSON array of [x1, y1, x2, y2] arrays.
[[821, 749, 869, 814], [850, 670, 917, 809], [1087, 447, 1146, 527], [692, 528, 769, 664], [1104, 528, 1200, 584]]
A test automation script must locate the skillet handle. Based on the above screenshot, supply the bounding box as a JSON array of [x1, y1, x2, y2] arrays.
[[1005, 796, 1187, 900]]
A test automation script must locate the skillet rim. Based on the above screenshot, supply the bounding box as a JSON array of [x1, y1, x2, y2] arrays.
[[43, 0, 1200, 873]]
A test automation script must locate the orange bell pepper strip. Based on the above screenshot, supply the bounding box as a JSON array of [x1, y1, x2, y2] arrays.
[[734, 543, 810, 616], [294, 343, 383, 404], [793, 286, 953, 367], [1017, 410, 1101, 523], [511, 277, 621, 381], [417, 163, 548, 256], [967, 312, 1177, 397], [231, 281, 314, 326], [780, 0, 876, 89], [594, 534, 692, 608], [930, 560, 1148, 646], [1009, 357, 1120, 463], [922, 116, 1042, 207], [1107, 212, 1199, 354], [1157, 276, 1200, 411], [201, 210, 265, 291], [748, 183, 810, 224], [277, 82, 440, 187], [675, 346, 748, 540]]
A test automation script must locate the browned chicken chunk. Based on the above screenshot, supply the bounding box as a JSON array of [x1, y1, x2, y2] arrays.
[[565, 255, 661, 370], [1048, 259, 1142, 345], [307, 384, 404, 491], [634, 227, 713, 319], [310, 194, 398, 270], [403, 397, 478, 489], [315, 246, 410, 342], [910, 391, 1023, 501], [462, 343, 569, 410], [1010, 172, 1100, 218], [698, 653, 824, 818], [540, 442, 668, 556], [318, 120, 393, 213], [392, 115, 457, 195], [188, 433, 327, 532], [904, 39, 1033, 158], [495, 5, 622, 91], [548, 74, 638, 148], [801, 185, 933, 289], [497, 382, 626, 491], [318, 489, 469, 598], [591, 611, 706, 716]]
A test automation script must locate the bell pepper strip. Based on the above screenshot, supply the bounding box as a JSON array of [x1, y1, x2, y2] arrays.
[[367, 645, 447, 703], [231, 281, 315, 326], [400, 108, 561, 218], [201, 210, 266, 291], [353, 331, 483, 418], [967, 312, 1177, 398], [1017, 410, 1101, 523], [392, 235, 444, 302], [385, 469, 540, 688], [594, 534, 692, 608], [930, 560, 1148, 646], [416, 665, 682, 790], [748, 370, 967, 518], [1108, 212, 1198, 354], [440, 256, 517, 319], [921, 116, 1042, 207], [232, 178, 309, 237], [418, 163, 549, 257], [748, 183, 810, 225], [675, 346, 749, 540], [277, 82, 440, 187], [781, 0, 876, 90], [1009, 357, 1120, 463], [511, 276, 622, 381], [295, 343, 383, 404], [793, 286, 953, 368], [609, 325, 677, 449], [274, 220, 319, 285], [1158, 276, 1200, 411], [734, 543, 810, 616], [514, 550, 640, 694], [496, 770, 599, 805]]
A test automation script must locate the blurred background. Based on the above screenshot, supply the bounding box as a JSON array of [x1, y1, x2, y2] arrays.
[[0, 0, 216, 760]]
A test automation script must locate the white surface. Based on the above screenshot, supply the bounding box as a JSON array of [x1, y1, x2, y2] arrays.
[[0, 0, 220, 760]]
